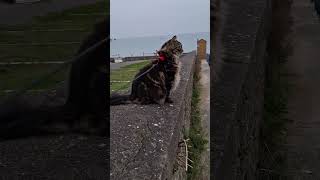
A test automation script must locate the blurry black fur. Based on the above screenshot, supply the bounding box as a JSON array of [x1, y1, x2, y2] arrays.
[[66, 17, 108, 136]]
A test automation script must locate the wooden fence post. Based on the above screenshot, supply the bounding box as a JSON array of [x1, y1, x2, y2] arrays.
[[197, 39, 207, 60]]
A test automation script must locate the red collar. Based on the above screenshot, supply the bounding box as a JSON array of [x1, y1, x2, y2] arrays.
[[158, 52, 166, 61]]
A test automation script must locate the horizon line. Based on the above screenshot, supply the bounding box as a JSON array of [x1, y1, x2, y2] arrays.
[[110, 31, 210, 40]]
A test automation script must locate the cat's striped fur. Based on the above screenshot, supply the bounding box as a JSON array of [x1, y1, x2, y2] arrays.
[[111, 35, 183, 105]]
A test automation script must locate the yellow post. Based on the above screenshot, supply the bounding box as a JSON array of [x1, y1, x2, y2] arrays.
[[197, 39, 207, 60]]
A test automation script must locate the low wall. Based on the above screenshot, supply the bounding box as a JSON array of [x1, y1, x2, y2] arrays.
[[110, 51, 196, 180], [211, 0, 272, 179], [123, 56, 156, 61], [110, 53, 190, 62]]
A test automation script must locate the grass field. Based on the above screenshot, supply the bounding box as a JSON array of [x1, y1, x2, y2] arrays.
[[0, 0, 107, 62], [110, 61, 150, 93], [0, 64, 68, 90], [0, 0, 107, 95]]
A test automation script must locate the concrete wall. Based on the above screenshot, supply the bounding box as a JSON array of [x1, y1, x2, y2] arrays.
[[110, 56, 156, 62], [110, 52, 196, 180], [211, 0, 272, 179], [110, 53, 189, 62]]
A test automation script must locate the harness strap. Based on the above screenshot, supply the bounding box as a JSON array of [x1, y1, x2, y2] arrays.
[[132, 61, 159, 82]]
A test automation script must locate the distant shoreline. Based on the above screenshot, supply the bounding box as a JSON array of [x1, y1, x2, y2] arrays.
[[111, 32, 210, 40], [111, 32, 210, 57], [110, 52, 210, 61]]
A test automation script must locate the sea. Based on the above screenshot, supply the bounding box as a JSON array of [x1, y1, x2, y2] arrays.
[[110, 32, 210, 57]]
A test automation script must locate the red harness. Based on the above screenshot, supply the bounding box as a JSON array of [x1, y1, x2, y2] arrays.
[[158, 52, 166, 62]]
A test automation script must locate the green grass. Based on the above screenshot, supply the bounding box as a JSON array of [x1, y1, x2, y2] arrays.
[[0, 0, 108, 62], [0, 64, 68, 90], [35, 1, 107, 22], [110, 61, 150, 92], [186, 62, 208, 180], [0, 0, 108, 97]]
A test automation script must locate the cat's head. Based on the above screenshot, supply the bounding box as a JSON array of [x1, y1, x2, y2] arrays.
[[159, 35, 183, 57]]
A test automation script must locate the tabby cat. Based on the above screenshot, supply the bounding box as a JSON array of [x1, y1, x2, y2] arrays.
[[111, 35, 183, 105]]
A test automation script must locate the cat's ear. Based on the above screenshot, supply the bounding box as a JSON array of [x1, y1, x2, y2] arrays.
[[171, 35, 177, 40]]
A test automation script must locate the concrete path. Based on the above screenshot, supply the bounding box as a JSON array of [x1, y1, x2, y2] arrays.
[[285, 0, 320, 179], [0, 0, 102, 25], [0, 85, 108, 179], [110, 60, 148, 70], [198, 59, 210, 180]]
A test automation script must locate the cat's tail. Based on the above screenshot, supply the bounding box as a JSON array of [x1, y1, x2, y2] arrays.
[[110, 93, 131, 105], [0, 103, 72, 140], [0, 102, 106, 140]]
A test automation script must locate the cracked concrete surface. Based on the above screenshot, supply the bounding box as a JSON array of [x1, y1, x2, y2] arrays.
[[110, 52, 196, 180], [198, 58, 210, 180], [0, 82, 108, 179], [0, 134, 107, 179]]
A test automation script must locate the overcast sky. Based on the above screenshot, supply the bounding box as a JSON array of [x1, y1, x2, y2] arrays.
[[111, 0, 209, 38]]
